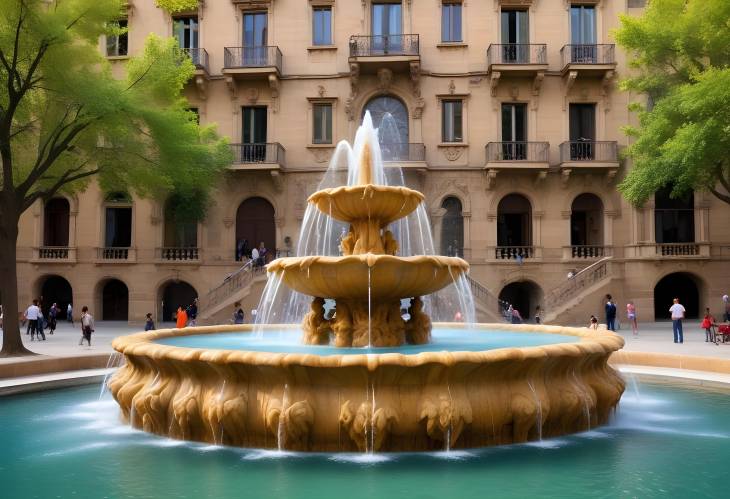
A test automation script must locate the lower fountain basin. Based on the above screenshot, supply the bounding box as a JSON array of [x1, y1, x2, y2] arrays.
[[266, 254, 469, 300], [109, 323, 624, 452]]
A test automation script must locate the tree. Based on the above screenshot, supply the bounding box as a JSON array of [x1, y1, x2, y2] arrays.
[[614, 0, 730, 206], [0, 0, 231, 356]]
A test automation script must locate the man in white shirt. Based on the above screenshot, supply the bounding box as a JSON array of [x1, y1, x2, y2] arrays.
[[24, 299, 40, 341], [669, 297, 686, 344]]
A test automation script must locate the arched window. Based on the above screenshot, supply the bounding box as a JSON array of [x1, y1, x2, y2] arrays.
[[655, 187, 694, 243], [440, 197, 463, 257], [364, 96, 409, 160], [235, 197, 276, 262], [43, 198, 70, 247], [570, 194, 604, 257], [497, 193, 532, 247]]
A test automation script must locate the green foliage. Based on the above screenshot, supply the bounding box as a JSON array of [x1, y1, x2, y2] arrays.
[[614, 0, 730, 206], [155, 0, 199, 14]]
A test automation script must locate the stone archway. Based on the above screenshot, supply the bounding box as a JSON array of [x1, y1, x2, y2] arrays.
[[160, 281, 198, 323], [654, 272, 701, 319], [440, 196, 463, 256], [235, 197, 276, 261], [499, 280, 543, 323], [39, 275, 73, 320], [100, 279, 129, 321], [497, 194, 532, 255]]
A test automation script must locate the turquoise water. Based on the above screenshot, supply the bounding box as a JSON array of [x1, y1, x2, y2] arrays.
[[155, 327, 579, 355], [2, 381, 730, 498]]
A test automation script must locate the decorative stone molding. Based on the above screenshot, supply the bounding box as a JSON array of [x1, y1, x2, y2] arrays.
[[225, 76, 237, 99], [605, 169, 618, 184], [309, 147, 334, 163], [485, 169, 498, 191], [377, 68, 393, 93], [490, 72, 501, 97], [270, 171, 283, 192], [441, 146, 465, 162], [349, 62, 360, 97], [413, 97, 425, 119], [494, 0, 535, 11], [534, 170, 548, 185], [532, 71, 544, 96], [410, 61, 421, 97], [601, 70, 615, 111], [194, 75, 207, 100], [317, 85, 326, 97], [268, 75, 280, 113], [245, 87, 259, 103], [561, 169, 572, 188], [223, 217, 234, 228]]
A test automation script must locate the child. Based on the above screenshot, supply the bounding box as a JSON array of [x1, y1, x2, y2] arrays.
[[701, 308, 716, 343], [144, 313, 155, 331], [627, 301, 638, 336], [588, 315, 599, 330]]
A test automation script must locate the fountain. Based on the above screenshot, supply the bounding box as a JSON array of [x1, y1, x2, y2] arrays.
[[108, 114, 625, 452]]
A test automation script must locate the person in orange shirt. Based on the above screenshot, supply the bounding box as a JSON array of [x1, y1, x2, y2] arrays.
[[176, 306, 188, 329]]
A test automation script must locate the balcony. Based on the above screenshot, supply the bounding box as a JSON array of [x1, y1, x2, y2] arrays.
[[493, 246, 537, 261], [559, 141, 619, 180], [96, 247, 136, 263], [381, 143, 426, 169], [32, 246, 77, 263], [183, 48, 209, 74], [223, 46, 282, 78], [560, 44, 616, 77], [487, 44, 548, 95], [563, 245, 611, 260], [486, 142, 550, 168], [155, 247, 201, 264], [625, 243, 711, 259], [348, 34, 420, 75], [229, 143, 286, 171]]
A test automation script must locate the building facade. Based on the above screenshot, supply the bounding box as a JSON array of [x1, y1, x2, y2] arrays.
[[15, 0, 730, 325]]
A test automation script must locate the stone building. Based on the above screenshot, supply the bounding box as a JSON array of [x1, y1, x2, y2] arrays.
[[14, 0, 730, 325]]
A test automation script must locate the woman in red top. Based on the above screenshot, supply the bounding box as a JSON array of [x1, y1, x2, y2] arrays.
[[700, 308, 716, 343], [176, 306, 188, 329]]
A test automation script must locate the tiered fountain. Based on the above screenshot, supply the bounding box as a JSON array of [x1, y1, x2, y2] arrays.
[[109, 114, 624, 452]]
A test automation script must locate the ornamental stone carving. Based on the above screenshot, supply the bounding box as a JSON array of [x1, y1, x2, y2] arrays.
[[442, 146, 465, 162]]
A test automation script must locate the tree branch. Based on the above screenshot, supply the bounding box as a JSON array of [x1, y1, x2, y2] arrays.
[[21, 164, 100, 212], [708, 187, 730, 206]]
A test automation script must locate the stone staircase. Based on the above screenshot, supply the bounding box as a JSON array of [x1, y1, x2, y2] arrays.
[[466, 275, 508, 323], [197, 261, 268, 324], [543, 257, 618, 326]]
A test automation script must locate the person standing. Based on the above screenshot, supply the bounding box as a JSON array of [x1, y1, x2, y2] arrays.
[[24, 300, 40, 341], [67, 303, 74, 326], [534, 305, 542, 325], [232, 302, 245, 324], [176, 306, 188, 329], [723, 294, 730, 322], [701, 308, 716, 343], [144, 313, 156, 331], [48, 303, 58, 335], [626, 301, 638, 336], [79, 306, 94, 347], [187, 299, 198, 327], [669, 298, 686, 344], [251, 246, 260, 268], [605, 295, 617, 332], [258, 241, 268, 266]]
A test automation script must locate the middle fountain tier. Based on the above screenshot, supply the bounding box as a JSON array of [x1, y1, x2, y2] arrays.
[[267, 138, 469, 348]]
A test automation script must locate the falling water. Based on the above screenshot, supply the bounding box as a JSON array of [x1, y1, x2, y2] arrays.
[[99, 352, 122, 400], [368, 267, 372, 348], [527, 380, 543, 441], [369, 382, 376, 454], [277, 383, 290, 452]]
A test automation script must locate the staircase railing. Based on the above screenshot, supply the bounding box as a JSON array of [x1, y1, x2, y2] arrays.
[[544, 257, 612, 312], [198, 260, 267, 316], [466, 275, 509, 321]]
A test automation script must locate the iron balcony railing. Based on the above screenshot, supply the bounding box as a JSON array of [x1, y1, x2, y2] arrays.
[[230, 143, 286, 165], [487, 44, 547, 65], [349, 34, 420, 57], [495, 246, 534, 260], [380, 143, 425, 162], [224, 46, 282, 71], [559, 141, 618, 162], [156, 247, 200, 261], [183, 48, 209, 72], [486, 142, 550, 162], [561, 44, 615, 66]]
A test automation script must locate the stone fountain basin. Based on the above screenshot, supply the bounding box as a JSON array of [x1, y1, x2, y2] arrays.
[[266, 254, 469, 300], [308, 185, 425, 226], [108, 324, 625, 452]]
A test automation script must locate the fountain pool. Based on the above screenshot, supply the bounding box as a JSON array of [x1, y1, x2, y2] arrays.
[[2, 380, 729, 498]]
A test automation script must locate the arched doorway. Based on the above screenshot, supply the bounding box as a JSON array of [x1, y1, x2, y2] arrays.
[[364, 95, 409, 160], [39, 275, 72, 320], [101, 279, 129, 321], [440, 197, 463, 256], [570, 193, 604, 255], [44, 198, 70, 246], [499, 281, 543, 322], [235, 197, 276, 262], [654, 273, 700, 320], [655, 187, 694, 243], [160, 281, 197, 322], [497, 194, 532, 258]]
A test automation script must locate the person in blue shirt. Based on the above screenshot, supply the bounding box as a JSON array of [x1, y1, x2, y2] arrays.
[[144, 313, 155, 331]]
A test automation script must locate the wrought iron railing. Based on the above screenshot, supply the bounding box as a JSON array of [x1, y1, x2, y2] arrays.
[[486, 142, 550, 162], [655, 243, 700, 257], [559, 141, 618, 162], [224, 46, 282, 71], [97, 247, 131, 260], [561, 44, 615, 66], [544, 257, 612, 311], [495, 246, 534, 260], [156, 247, 200, 261], [571, 245, 606, 259], [36, 246, 71, 259], [183, 48, 209, 72], [349, 34, 420, 57], [381, 143, 425, 162], [230, 143, 286, 165], [487, 44, 547, 65]]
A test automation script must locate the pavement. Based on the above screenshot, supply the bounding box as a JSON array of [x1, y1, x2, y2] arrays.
[[2, 319, 730, 362]]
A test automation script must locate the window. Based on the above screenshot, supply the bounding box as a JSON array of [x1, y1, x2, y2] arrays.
[[501, 103, 527, 159], [569, 103, 596, 159], [441, 2, 462, 43], [442, 100, 463, 143], [570, 5, 596, 62], [312, 6, 332, 45], [371, 2, 402, 53], [174, 17, 199, 50], [242, 106, 268, 162], [500, 10, 529, 62], [106, 19, 128, 57], [313, 103, 332, 144]]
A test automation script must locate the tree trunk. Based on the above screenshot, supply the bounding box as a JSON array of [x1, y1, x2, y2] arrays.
[[0, 207, 34, 357]]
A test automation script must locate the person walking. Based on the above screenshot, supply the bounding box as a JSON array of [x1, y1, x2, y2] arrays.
[[534, 305, 542, 325], [605, 295, 617, 332], [67, 303, 74, 326], [701, 308, 716, 343], [669, 298, 686, 344], [187, 299, 198, 327], [24, 300, 40, 341], [48, 303, 58, 335], [36, 308, 46, 341], [79, 306, 94, 347], [626, 301, 638, 336], [144, 313, 156, 331], [258, 242, 268, 266]]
